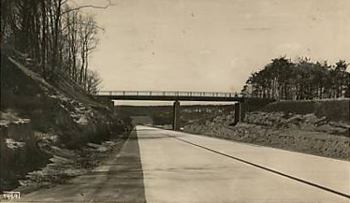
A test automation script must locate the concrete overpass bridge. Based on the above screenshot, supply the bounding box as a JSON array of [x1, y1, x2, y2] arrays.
[[96, 90, 246, 130]]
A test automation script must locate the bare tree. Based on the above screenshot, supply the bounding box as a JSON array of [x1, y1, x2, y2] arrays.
[[2, 0, 109, 92], [78, 14, 98, 86], [86, 70, 102, 94]]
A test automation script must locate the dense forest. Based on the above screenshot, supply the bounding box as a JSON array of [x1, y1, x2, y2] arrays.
[[242, 57, 350, 100], [1, 0, 110, 93]]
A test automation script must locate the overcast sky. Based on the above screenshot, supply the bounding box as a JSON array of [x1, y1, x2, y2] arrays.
[[74, 0, 350, 93]]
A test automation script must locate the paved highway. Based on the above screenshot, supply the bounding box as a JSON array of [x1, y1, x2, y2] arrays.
[[138, 126, 349, 203], [12, 126, 350, 202]]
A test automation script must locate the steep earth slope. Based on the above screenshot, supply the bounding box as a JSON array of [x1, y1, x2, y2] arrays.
[[0, 53, 131, 192]]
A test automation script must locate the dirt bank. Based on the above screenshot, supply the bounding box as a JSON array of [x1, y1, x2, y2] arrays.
[[0, 112, 51, 191], [0, 53, 132, 192], [183, 100, 350, 160]]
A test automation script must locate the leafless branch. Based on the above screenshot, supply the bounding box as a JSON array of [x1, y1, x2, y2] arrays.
[[62, 0, 113, 15]]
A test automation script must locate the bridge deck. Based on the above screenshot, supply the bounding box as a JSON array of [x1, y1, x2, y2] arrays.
[[96, 91, 243, 102]]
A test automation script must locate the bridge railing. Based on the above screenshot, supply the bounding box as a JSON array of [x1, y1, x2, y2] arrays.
[[96, 91, 241, 98]]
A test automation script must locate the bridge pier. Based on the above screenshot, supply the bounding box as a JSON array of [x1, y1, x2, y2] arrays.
[[173, 100, 180, 131]]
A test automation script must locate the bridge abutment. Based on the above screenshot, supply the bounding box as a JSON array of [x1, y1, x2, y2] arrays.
[[234, 102, 245, 124], [173, 100, 180, 131]]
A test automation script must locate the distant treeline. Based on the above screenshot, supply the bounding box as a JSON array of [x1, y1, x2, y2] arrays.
[[242, 57, 350, 100], [1, 0, 109, 93]]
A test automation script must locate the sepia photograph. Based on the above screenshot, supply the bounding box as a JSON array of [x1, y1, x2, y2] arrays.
[[0, 0, 350, 202]]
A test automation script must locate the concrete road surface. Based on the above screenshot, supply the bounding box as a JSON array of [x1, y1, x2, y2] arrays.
[[8, 125, 350, 203], [137, 126, 349, 203]]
